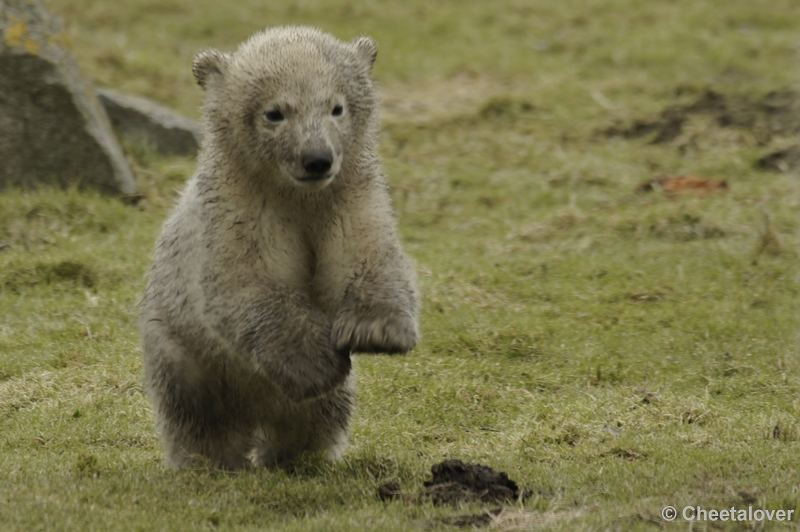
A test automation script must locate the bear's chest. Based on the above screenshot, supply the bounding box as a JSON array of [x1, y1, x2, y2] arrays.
[[256, 210, 314, 292]]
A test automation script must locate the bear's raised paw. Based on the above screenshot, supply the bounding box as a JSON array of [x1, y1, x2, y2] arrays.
[[332, 310, 417, 355]]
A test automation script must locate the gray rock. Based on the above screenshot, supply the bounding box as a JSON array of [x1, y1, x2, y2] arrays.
[[0, 0, 135, 194], [97, 88, 203, 156]]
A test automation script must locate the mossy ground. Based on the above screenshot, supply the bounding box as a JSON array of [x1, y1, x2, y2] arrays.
[[2, 1, 800, 530]]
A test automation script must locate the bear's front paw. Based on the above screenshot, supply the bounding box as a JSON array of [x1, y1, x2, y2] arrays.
[[332, 309, 418, 355]]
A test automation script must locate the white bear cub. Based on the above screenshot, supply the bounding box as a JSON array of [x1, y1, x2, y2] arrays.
[[140, 26, 419, 469]]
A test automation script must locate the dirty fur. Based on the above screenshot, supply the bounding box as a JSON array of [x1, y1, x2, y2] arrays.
[[140, 26, 419, 470]]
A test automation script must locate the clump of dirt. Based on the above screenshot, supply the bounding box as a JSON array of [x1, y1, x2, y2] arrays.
[[423, 460, 528, 505], [378, 459, 530, 508], [637, 175, 729, 197], [603, 89, 800, 146]]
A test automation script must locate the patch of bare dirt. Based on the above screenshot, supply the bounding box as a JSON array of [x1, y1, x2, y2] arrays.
[[603, 89, 800, 145], [603, 89, 800, 172]]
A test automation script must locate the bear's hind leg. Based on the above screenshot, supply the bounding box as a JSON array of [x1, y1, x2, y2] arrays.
[[252, 378, 354, 467], [143, 326, 253, 470], [160, 419, 252, 470]]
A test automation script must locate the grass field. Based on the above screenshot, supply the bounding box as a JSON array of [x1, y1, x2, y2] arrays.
[[2, 0, 800, 530]]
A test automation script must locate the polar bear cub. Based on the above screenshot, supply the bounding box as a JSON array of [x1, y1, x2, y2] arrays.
[[140, 26, 419, 469]]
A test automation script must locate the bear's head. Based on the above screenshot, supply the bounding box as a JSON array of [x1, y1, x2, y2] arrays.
[[193, 26, 378, 191]]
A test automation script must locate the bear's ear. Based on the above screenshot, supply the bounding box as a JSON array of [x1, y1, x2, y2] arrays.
[[350, 36, 377, 73], [192, 49, 230, 91]]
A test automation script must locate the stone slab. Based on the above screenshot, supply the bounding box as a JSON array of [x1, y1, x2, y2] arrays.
[[0, 0, 136, 194]]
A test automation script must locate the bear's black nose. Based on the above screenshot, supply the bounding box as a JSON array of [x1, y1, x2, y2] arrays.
[[302, 151, 333, 176]]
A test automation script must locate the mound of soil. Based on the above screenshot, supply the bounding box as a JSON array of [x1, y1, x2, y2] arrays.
[[603, 89, 800, 145], [378, 459, 529, 507], [379, 461, 535, 528], [423, 459, 527, 505]]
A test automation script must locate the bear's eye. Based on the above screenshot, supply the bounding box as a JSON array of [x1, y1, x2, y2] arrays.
[[265, 110, 285, 123], [332, 105, 344, 117]]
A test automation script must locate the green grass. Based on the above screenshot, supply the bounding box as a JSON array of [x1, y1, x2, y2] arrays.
[[2, 0, 800, 530]]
